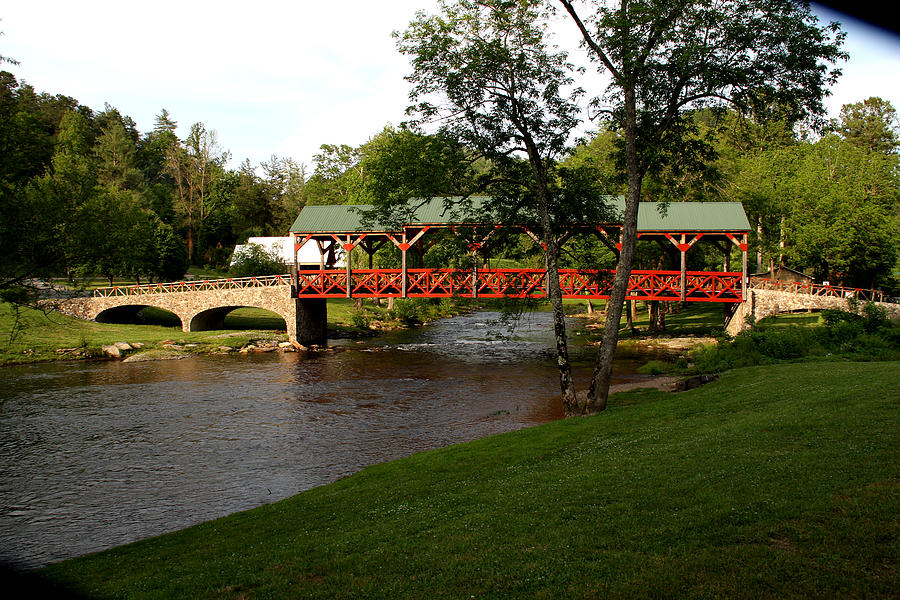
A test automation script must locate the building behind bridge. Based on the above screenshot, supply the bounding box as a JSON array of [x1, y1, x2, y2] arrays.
[[231, 237, 345, 269]]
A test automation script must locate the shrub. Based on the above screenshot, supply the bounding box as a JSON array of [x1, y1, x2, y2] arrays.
[[351, 311, 370, 329], [693, 305, 900, 373]]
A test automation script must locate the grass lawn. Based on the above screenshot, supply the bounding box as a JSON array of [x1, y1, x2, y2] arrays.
[[757, 311, 825, 328], [0, 303, 291, 365], [561, 298, 733, 338], [0, 297, 478, 365], [34, 360, 899, 599], [0, 300, 375, 365]]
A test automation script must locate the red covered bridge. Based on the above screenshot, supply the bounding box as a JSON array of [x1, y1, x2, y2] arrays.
[[289, 197, 751, 304], [72, 198, 762, 344]]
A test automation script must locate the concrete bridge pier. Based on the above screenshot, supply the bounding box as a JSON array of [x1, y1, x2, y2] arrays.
[[291, 298, 327, 345]]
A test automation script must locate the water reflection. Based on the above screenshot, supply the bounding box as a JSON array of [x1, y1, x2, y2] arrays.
[[0, 310, 644, 568]]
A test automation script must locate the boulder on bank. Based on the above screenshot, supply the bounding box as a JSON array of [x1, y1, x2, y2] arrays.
[[101, 342, 145, 359], [101, 344, 122, 358]]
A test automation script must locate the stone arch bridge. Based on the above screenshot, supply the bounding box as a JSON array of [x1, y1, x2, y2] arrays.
[[725, 283, 900, 336], [57, 276, 326, 344], [56, 272, 899, 345]]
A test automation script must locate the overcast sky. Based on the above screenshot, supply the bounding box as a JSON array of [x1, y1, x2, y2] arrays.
[[3, 1, 899, 170]]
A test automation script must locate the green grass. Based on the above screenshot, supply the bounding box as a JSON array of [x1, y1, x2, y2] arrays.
[[0, 303, 288, 365], [36, 361, 899, 599], [615, 301, 730, 337], [757, 311, 825, 328], [0, 297, 474, 364]]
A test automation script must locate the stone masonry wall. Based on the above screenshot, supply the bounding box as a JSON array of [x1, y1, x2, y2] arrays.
[[725, 289, 900, 336], [56, 285, 326, 344]]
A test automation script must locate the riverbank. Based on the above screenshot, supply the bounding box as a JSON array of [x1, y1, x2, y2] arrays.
[[31, 360, 898, 598], [0, 298, 479, 366], [0, 299, 725, 367]]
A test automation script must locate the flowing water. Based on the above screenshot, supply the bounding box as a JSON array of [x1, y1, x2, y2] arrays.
[[0, 310, 660, 569]]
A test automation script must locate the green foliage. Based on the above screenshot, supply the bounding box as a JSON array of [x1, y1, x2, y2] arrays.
[[153, 219, 189, 281], [786, 133, 899, 287], [350, 310, 370, 329], [637, 359, 676, 375], [834, 96, 900, 154], [356, 126, 478, 227], [381, 297, 471, 327], [228, 243, 285, 278], [694, 305, 900, 373]]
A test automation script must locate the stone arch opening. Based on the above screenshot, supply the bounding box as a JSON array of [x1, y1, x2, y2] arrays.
[[137, 306, 183, 327], [189, 306, 287, 333], [96, 304, 185, 328]]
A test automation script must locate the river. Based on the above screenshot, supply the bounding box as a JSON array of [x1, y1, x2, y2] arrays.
[[0, 310, 660, 569]]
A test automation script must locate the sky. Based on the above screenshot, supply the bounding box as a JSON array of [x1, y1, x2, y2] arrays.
[[3, 1, 899, 170]]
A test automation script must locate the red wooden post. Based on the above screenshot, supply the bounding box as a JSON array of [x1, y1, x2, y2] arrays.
[[345, 234, 352, 298], [401, 231, 408, 298], [472, 246, 479, 299], [680, 234, 687, 302], [742, 233, 748, 301], [292, 233, 299, 292]]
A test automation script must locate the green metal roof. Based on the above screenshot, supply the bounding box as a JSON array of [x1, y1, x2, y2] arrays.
[[289, 197, 491, 233], [289, 204, 371, 233], [289, 197, 750, 234], [620, 200, 751, 232]]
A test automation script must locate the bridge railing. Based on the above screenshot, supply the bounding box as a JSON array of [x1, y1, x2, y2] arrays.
[[92, 274, 292, 297], [90, 269, 748, 302], [750, 278, 886, 302], [296, 268, 744, 302]]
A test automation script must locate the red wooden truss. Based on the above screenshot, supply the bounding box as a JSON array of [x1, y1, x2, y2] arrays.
[[295, 268, 744, 302]]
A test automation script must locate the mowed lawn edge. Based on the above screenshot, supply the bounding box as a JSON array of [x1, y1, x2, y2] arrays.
[[38, 361, 899, 599]]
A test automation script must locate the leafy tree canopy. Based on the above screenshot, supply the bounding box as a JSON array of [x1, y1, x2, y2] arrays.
[[834, 96, 900, 154]]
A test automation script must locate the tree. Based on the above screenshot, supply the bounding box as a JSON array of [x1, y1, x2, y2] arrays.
[[304, 143, 365, 205], [151, 219, 189, 282], [95, 115, 145, 192], [835, 96, 899, 154], [229, 242, 286, 277], [392, 0, 610, 413], [357, 125, 478, 212], [229, 160, 273, 240], [264, 156, 309, 231], [787, 133, 899, 288], [166, 122, 230, 261], [74, 189, 154, 285], [723, 130, 801, 273], [558, 0, 845, 411]]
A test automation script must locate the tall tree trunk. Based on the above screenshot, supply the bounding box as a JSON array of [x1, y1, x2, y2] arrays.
[[520, 127, 578, 413], [535, 180, 577, 412], [648, 300, 659, 333], [778, 215, 786, 268], [586, 82, 642, 412], [757, 219, 764, 273]]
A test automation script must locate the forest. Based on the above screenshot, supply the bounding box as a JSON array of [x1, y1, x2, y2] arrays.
[[1, 69, 898, 301]]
